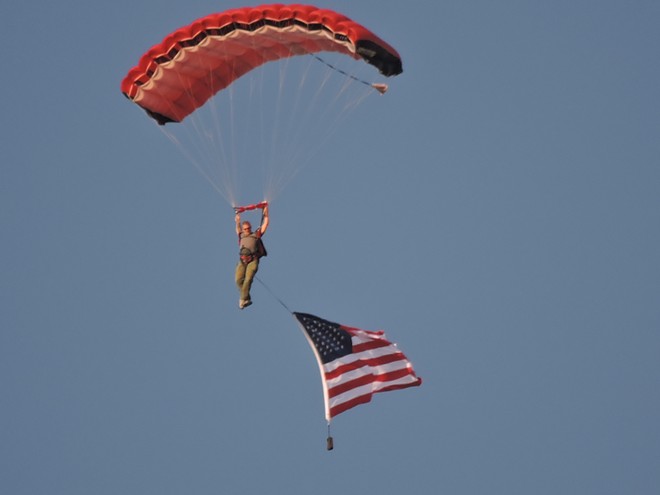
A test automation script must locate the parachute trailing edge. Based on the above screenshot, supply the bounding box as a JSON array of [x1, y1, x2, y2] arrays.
[[120, 4, 403, 125]]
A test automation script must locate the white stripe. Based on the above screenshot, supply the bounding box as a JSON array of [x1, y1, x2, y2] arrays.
[[351, 334, 391, 346], [325, 360, 411, 388], [329, 374, 420, 410], [323, 345, 403, 373]]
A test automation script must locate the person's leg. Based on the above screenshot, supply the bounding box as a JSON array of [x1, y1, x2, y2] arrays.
[[235, 262, 246, 294], [241, 259, 259, 302]]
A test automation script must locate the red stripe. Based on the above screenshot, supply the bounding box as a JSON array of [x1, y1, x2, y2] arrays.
[[377, 379, 422, 393], [328, 374, 421, 418], [351, 338, 391, 354], [325, 352, 407, 380], [327, 367, 418, 398], [330, 394, 372, 418]]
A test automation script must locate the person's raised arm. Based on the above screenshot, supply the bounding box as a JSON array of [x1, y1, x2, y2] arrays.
[[235, 213, 241, 236], [259, 205, 269, 236]]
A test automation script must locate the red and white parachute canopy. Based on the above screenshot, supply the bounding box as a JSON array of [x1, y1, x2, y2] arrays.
[[121, 4, 402, 125]]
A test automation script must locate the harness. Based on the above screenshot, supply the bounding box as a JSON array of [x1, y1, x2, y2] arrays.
[[239, 246, 257, 264]]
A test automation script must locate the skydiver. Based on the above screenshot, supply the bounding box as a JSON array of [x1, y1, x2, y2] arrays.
[[234, 204, 269, 309]]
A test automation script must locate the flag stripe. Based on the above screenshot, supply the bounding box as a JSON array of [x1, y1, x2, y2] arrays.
[[323, 344, 400, 373], [351, 339, 392, 353], [325, 358, 413, 389], [331, 373, 421, 404], [327, 367, 419, 398], [328, 373, 421, 417], [330, 393, 372, 417], [324, 350, 408, 379]]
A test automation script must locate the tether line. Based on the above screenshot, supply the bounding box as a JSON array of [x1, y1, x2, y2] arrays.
[[255, 276, 292, 313]]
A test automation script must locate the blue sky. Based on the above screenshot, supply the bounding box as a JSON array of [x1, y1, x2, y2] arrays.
[[2, 1, 660, 494]]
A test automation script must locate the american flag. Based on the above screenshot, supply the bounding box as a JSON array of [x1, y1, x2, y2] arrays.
[[293, 312, 422, 421]]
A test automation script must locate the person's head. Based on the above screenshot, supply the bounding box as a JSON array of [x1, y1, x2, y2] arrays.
[[241, 221, 252, 234]]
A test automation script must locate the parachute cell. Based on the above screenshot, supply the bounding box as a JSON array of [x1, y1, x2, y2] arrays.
[[120, 4, 403, 125]]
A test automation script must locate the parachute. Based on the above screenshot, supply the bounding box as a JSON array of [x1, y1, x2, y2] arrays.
[[121, 4, 402, 205], [121, 4, 402, 124]]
